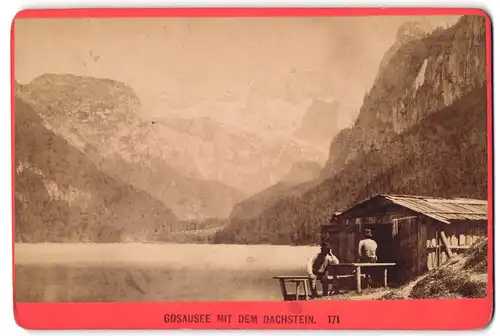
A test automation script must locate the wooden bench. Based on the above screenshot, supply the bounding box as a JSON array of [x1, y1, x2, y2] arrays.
[[329, 262, 396, 293], [273, 263, 396, 300], [273, 276, 310, 301], [323, 272, 366, 295], [273, 274, 358, 299]]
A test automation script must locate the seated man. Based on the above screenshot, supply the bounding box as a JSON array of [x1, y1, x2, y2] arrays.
[[357, 228, 378, 287], [306, 242, 340, 297], [358, 228, 378, 263]]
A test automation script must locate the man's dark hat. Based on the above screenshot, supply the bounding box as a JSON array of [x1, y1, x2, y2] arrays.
[[321, 242, 331, 249], [364, 228, 373, 237]]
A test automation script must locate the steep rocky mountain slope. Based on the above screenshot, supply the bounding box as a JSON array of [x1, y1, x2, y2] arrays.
[[214, 15, 489, 245], [322, 15, 487, 177], [14, 97, 179, 243], [225, 18, 475, 224], [294, 99, 349, 148], [16, 75, 247, 220]]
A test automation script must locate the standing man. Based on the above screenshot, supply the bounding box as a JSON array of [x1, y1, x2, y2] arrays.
[[306, 242, 340, 298], [358, 228, 378, 263]]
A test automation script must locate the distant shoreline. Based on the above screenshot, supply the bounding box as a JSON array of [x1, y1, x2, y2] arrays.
[[14, 244, 318, 274]]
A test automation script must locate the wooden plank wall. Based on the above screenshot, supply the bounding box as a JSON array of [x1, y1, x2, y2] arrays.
[[324, 215, 488, 283], [425, 217, 440, 270], [393, 216, 420, 283], [323, 225, 358, 263], [324, 208, 418, 266], [417, 219, 428, 276], [425, 218, 488, 270]]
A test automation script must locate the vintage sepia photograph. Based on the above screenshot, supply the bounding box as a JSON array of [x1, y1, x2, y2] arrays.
[[13, 13, 489, 303]]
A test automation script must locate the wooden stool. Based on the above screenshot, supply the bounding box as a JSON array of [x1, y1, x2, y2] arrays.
[[273, 276, 310, 301]]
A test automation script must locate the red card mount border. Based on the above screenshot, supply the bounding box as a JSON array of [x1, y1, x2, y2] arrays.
[[11, 7, 494, 330]]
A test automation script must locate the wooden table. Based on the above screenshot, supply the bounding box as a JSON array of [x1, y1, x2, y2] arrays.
[[330, 263, 396, 293], [273, 276, 310, 301]]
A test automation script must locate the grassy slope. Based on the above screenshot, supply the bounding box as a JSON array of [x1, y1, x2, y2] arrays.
[[380, 238, 488, 299]]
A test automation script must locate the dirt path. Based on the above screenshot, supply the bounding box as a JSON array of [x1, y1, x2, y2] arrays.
[[375, 273, 435, 300], [396, 277, 424, 297], [316, 288, 393, 301], [317, 274, 429, 301], [345, 289, 393, 300]]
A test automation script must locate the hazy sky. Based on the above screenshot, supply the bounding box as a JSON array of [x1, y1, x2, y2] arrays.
[[14, 15, 460, 124]]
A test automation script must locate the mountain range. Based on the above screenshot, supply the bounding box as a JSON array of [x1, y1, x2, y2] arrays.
[[14, 15, 488, 245], [214, 15, 489, 245], [15, 72, 330, 223]]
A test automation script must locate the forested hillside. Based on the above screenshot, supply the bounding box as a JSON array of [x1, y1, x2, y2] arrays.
[[14, 97, 179, 243]]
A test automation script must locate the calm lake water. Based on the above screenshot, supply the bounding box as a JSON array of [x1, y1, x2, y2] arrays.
[[14, 243, 318, 302]]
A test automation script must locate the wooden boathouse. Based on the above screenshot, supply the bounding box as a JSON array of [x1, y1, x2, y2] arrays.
[[321, 194, 488, 284]]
